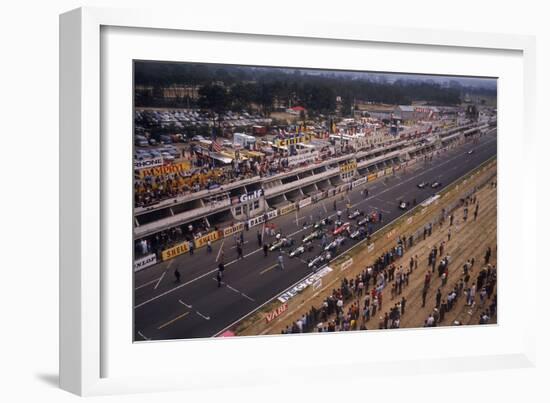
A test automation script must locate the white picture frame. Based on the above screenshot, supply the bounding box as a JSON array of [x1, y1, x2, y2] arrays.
[[60, 6, 537, 396]]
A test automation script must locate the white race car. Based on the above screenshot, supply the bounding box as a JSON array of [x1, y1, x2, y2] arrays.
[[303, 230, 322, 243], [324, 236, 346, 251], [307, 251, 332, 269], [269, 237, 294, 251], [314, 217, 332, 229], [289, 245, 305, 257]]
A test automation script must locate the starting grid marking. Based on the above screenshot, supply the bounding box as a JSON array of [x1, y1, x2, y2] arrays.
[[177, 300, 211, 321], [212, 278, 256, 302]]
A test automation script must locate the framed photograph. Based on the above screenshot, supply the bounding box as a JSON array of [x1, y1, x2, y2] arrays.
[[60, 7, 536, 396]]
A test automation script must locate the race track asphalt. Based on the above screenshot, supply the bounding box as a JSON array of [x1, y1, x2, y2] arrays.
[[134, 130, 497, 341]]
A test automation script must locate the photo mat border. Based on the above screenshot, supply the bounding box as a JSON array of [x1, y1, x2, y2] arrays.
[[60, 6, 536, 396]]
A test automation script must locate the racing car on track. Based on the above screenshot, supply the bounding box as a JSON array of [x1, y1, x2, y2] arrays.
[[313, 217, 332, 229], [348, 209, 363, 219], [269, 237, 295, 251], [417, 181, 428, 189], [303, 230, 323, 243], [333, 222, 351, 236], [324, 236, 346, 251], [350, 228, 366, 240], [289, 245, 305, 257], [307, 251, 332, 269], [431, 181, 442, 189], [399, 200, 407, 210], [357, 216, 369, 226]]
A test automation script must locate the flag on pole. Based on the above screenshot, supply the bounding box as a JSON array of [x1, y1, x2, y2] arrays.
[[211, 141, 223, 152]]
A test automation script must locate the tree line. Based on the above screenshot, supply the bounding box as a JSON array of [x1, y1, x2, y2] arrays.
[[135, 62, 491, 115]]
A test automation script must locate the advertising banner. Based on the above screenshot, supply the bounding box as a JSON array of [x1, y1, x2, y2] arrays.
[[279, 203, 297, 216], [340, 258, 353, 271], [352, 177, 367, 188], [275, 134, 311, 147], [277, 266, 333, 303], [339, 160, 357, 173], [247, 209, 280, 228], [134, 254, 157, 272], [385, 167, 393, 175], [239, 189, 264, 203], [311, 191, 326, 202], [287, 151, 319, 167], [367, 173, 378, 182], [377, 170, 385, 178], [134, 157, 163, 170], [161, 241, 190, 261], [194, 231, 221, 249], [223, 222, 245, 238], [265, 303, 288, 323], [139, 161, 191, 178], [298, 197, 312, 209]]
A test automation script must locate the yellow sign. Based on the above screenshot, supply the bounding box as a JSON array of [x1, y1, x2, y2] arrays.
[[139, 161, 191, 178], [367, 173, 377, 182], [385, 167, 393, 175], [275, 134, 311, 147], [223, 223, 244, 238], [279, 203, 297, 216], [340, 160, 357, 173], [161, 241, 190, 261], [194, 231, 221, 249]]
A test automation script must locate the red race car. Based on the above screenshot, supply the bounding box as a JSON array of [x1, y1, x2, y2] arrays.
[[333, 222, 351, 235]]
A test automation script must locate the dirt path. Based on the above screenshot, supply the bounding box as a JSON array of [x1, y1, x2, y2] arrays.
[[244, 163, 497, 335]]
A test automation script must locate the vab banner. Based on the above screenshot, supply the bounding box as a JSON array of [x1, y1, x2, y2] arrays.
[[139, 161, 191, 178], [162, 241, 190, 261], [194, 231, 221, 249]]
